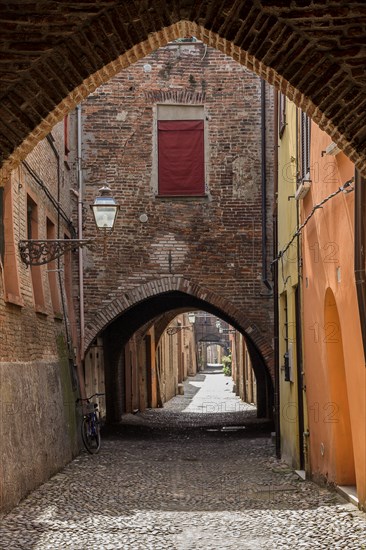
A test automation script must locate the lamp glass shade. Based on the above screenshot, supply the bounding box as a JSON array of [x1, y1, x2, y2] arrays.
[[91, 187, 119, 230], [188, 312, 195, 324]]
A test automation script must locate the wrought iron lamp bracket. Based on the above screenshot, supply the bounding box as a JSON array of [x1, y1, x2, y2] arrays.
[[166, 325, 192, 336], [18, 238, 97, 267]]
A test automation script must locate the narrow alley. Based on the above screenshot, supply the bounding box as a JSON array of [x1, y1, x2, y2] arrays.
[[1, 368, 365, 550], [1, 3, 366, 546]]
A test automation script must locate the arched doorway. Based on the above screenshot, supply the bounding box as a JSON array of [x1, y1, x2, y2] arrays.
[[324, 288, 356, 485], [205, 344, 221, 364]]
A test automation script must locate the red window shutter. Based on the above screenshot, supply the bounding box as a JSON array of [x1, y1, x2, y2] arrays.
[[158, 120, 205, 196]]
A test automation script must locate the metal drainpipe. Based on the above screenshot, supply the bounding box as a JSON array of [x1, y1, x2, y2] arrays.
[[77, 105, 87, 397], [273, 90, 281, 458], [355, 170, 366, 363], [261, 79, 272, 294]]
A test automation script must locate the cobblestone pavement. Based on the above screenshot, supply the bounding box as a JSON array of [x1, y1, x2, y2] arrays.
[[1, 368, 365, 549], [119, 366, 259, 430]]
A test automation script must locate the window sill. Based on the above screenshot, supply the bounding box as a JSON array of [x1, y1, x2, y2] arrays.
[[54, 312, 64, 321], [5, 293, 24, 308], [35, 305, 48, 316], [156, 194, 208, 201]]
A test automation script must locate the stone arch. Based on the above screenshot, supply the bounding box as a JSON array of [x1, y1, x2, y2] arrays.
[[205, 342, 227, 348], [2, 9, 366, 172], [324, 288, 356, 485], [84, 276, 273, 372]]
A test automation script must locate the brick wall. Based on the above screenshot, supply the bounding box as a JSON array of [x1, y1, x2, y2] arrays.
[[80, 42, 274, 377], [2, 5, 366, 178], [0, 119, 79, 511], [1, 120, 76, 361]]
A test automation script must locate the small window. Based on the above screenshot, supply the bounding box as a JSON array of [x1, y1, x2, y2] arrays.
[[3, 178, 22, 305], [300, 111, 311, 180], [155, 105, 206, 197], [158, 120, 205, 196], [27, 195, 46, 313], [64, 115, 70, 157], [279, 92, 286, 138]]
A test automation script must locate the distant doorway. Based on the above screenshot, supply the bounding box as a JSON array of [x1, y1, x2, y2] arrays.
[[206, 344, 224, 365]]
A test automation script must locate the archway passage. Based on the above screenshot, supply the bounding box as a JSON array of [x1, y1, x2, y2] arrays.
[[85, 291, 273, 424], [84, 279, 274, 375], [2, 5, 366, 171], [324, 289, 356, 486]]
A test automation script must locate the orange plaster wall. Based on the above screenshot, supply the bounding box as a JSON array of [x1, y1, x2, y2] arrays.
[[302, 124, 366, 507]]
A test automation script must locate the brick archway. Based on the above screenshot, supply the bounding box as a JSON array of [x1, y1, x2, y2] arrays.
[[1, 6, 366, 172], [84, 276, 273, 373]]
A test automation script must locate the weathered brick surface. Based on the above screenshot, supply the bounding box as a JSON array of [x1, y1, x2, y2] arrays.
[[0, 120, 75, 362], [0, 120, 79, 511], [80, 43, 274, 375], [1, 3, 366, 173]]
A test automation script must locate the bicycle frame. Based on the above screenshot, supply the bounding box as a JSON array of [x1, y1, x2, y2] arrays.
[[85, 409, 98, 436], [76, 393, 105, 454]]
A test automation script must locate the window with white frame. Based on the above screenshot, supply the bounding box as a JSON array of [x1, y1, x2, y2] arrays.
[[154, 105, 207, 197]]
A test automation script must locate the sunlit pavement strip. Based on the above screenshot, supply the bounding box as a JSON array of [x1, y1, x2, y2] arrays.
[[166, 368, 249, 413], [1, 370, 365, 549], [119, 367, 258, 430]]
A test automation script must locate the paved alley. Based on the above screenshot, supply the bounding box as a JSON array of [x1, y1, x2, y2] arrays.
[[119, 365, 258, 430], [1, 368, 365, 549]]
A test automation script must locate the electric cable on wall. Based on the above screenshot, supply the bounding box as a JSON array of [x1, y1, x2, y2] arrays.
[[272, 177, 355, 266]]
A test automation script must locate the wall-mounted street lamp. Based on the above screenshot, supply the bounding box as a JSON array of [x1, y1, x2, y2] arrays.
[[219, 327, 236, 335], [188, 312, 196, 324], [19, 186, 119, 266], [167, 313, 195, 336], [90, 186, 119, 231], [215, 318, 236, 334]]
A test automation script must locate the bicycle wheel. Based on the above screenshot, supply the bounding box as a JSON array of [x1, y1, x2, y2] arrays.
[[81, 415, 101, 454]]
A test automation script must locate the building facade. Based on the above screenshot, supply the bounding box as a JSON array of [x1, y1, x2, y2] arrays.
[[276, 94, 366, 509], [0, 117, 80, 510], [232, 331, 257, 407], [302, 122, 365, 508], [276, 96, 308, 470], [79, 40, 275, 421]]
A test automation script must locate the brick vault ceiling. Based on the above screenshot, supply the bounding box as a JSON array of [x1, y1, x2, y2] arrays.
[[1, 1, 366, 171]]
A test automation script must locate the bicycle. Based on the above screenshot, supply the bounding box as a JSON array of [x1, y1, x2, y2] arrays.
[[76, 393, 105, 454]]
